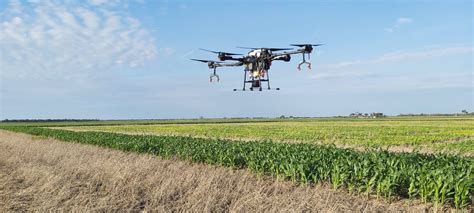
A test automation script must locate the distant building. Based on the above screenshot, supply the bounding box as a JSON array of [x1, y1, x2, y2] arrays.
[[349, 112, 365, 118], [370, 112, 384, 118], [349, 112, 384, 118]]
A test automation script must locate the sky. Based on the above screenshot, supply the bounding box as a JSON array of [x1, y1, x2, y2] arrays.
[[0, 0, 473, 119]]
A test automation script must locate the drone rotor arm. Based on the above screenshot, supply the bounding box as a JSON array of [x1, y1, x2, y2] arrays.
[[217, 61, 244, 67]]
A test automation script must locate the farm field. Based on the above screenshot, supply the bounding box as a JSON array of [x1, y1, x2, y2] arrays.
[[57, 117, 474, 155], [0, 130, 432, 212], [1, 116, 473, 210]]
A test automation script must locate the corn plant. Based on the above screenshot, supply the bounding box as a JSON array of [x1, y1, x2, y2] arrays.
[[1, 125, 472, 209]]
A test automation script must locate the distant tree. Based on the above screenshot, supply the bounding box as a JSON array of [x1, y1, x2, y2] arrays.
[[462, 110, 468, 114], [280, 115, 286, 119]]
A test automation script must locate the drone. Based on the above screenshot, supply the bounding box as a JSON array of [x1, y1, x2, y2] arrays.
[[191, 44, 323, 91]]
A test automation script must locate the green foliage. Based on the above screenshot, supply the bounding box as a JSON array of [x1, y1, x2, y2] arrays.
[[61, 118, 474, 154], [1, 125, 472, 209]]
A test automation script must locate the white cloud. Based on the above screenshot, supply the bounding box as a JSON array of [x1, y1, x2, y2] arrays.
[[88, 0, 120, 6], [9, 0, 23, 13], [397, 17, 412, 24], [348, 73, 472, 91], [0, 0, 157, 79], [320, 46, 473, 70], [323, 60, 362, 69], [311, 70, 377, 80], [157, 47, 175, 57], [76, 7, 100, 29], [385, 17, 413, 32], [376, 47, 473, 63], [311, 45, 473, 85]]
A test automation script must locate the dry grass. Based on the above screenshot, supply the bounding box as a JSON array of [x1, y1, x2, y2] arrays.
[[0, 130, 433, 212]]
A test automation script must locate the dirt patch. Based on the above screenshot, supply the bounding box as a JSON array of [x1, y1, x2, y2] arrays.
[[0, 130, 434, 211]]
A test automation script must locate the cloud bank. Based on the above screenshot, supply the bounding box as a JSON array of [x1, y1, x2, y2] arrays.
[[0, 0, 157, 79]]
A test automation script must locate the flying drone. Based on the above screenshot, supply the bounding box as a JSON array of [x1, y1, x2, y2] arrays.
[[191, 44, 323, 91]]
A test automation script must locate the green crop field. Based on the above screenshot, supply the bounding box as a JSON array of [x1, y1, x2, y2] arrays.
[[57, 117, 474, 155], [1, 124, 473, 209], [1, 116, 473, 209]]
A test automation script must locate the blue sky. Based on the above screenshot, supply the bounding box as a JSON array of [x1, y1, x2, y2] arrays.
[[0, 0, 472, 119]]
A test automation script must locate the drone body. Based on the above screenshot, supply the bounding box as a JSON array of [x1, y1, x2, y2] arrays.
[[192, 44, 322, 91]]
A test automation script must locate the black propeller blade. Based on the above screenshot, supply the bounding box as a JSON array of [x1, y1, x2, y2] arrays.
[[199, 48, 242, 56], [191, 59, 222, 63], [290, 44, 324, 47], [191, 58, 221, 64], [237, 47, 293, 51]]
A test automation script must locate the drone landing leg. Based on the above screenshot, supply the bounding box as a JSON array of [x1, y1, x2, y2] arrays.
[[243, 70, 247, 91], [266, 71, 271, 90]]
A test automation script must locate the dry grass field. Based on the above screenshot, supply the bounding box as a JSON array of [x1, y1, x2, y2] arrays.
[[0, 130, 435, 212]]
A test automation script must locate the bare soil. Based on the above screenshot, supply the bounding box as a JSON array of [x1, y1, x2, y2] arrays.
[[0, 130, 434, 212]]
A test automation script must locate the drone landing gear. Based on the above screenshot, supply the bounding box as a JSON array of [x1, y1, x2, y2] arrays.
[[234, 75, 280, 91], [233, 87, 279, 91]]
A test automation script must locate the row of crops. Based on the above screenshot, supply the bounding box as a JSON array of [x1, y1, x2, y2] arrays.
[[61, 118, 474, 154], [2, 126, 473, 209]]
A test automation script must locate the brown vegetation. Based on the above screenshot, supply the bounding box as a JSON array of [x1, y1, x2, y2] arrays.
[[0, 130, 432, 212]]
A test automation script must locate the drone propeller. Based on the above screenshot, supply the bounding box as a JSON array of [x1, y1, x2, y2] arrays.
[[191, 59, 222, 63], [290, 44, 324, 47], [237, 47, 293, 51], [199, 48, 242, 56]]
